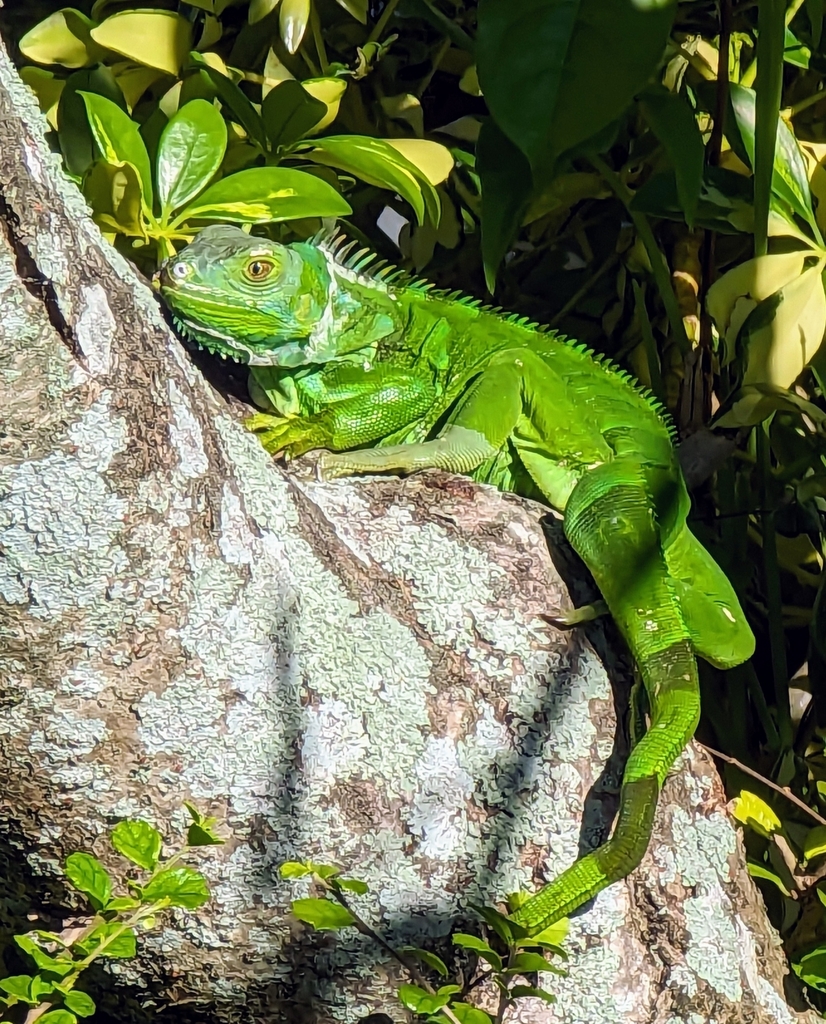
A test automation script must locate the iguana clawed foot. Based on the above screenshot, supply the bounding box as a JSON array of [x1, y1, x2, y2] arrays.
[[541, 600, 609, 630], [244, 412, 330, 459]]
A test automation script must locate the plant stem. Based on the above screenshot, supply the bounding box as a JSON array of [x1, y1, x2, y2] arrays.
[[590, 154, 691, 356], [310, 3, 329, 75], [367, 0, 401, 44], [753, 0, 786, 257]]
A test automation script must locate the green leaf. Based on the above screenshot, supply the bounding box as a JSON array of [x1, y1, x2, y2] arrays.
[[156, 99, 227, 221], [300, 135, 433, 224], [477, 118, 532, 292], [175, 166, 351, 225], [804, 826, 826, 861], [105, 896, 142, 911], [291, 897, 355, 929], [90, 10, 192, 76], [784, 26, 811, 68], [808, 0, 823, 49], [187, 822, 224, 846], [65, 852, 113, 910], [447, 1005, 493, 1024], [280, 0, 310, 54], [728, 83, 818, 241], [476, 0, 676, 176], [142, 867, 210, 908], [64, 990, 96, 1017], [262, 81, 326, 152], [399, 946, 448, 976], [38, 1012, 77, 1024], [637, 86, 704, 229], [452, 933, 503, 972], [746, 860, 792, 896], [731, 791, 782, 837], [111, 820, 163, 871], [14, 937, 73, 977], [0, 976, 36, 1002], [57, 65, 125, 179], [470, 901, 528, 944], [280, 861, 313, 879], [76, 923, 137, 959], [84, 159, 146, 238], [187, 52, 267, 151], [397, 983, 451, 1014], [505, 951, 553, 975], [19, 9, 107, 69], [516, 918, 568, 952], [79, 91, 153, 210], [509, 984, 556, 1004], [793, 947, 826, 993], [335, 877, 369, 894]]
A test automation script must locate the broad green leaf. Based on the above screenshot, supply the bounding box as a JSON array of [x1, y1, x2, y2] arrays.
[[301, 135, 431, 224], [301, 78, 347, 133], [280, 861, 313, 878], [250, 0, 283, 22], [77, 923, 137, 959], [111, 819, 163, 871], [57, 65, 125, 178], [29, 976, 56, 1002], [0, 976, 36, 1002], [280, 0, 310, 54], [335, 877, 368, 894], [80, 91, 153, 209], [804, 825, 826, 860], [64, 990, 96, 1017], [142, 867, 210, 908], [291, 897, 355, 929], [65, 852, 113, 910], [452, 932, 503, 972], [523, 172, 609, 225], [175, 166, 351, 224], [448, 1005, 493, 1024], [706, 251, 809, 364], [509, 984, 556, 1004], [187, 822, 224, 846], [470, 900, 528, 943], [38, 1012, 77, 1024], [784, 26, 811, 68], [808, 0, 824, 48], [84, 159, 145, 238], [477, 118, 532, 292], [105, 896, 142, 911], [91, 11, 192, 76], [738, 262, 826, 388], [20, 9, 107, 69], [262, 81, 326, 152], [19, 67, 66, 129], [728, 83, 819, 240], [157, 99, 227, 221], [397, 983, 451, 1014], [638, 86, 704, 228], [14, 937, 73, 977], [505, 951, 554, 975], [517, 918, 568, 951], [731, 791, 782, 837], [385, 139, 454, 186], [476, 0, 676, 176], [399, 946, 448, 976], [188, 52, 267, 151], [793, 947, 826, 992], [336, 0, 367, 20], [111, 62, 165, 111]]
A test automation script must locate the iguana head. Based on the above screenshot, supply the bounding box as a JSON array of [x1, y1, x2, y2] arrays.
[[156, 224, 334, 367]]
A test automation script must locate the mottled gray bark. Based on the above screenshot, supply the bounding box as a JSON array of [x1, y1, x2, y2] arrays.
[[0, 36, 815, 1024]]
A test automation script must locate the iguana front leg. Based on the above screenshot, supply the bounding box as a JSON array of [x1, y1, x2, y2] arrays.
[[246, 366, 437, 458]]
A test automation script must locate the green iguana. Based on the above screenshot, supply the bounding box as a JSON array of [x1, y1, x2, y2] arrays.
[[156, 223, 755, 933]]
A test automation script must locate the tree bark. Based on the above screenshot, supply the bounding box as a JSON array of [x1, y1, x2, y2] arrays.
[[0, 36, 816, 1024]]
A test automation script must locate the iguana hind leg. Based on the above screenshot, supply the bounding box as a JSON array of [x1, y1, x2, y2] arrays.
[[511, 458, 700, 932]]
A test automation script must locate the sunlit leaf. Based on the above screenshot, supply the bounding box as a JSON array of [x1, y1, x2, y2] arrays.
[[291, 897, 354, 929], [385, 139, 454, 185], [280, 0, 310, 54], [80, 90, 153, 208], [250, 0, 282, 23], [262, 81, 326, 151], [19, 67, 65, 129], [65, 852, 113, 910], [638, 85, 704, 228], [175, 166, 351, 224], [20, 9, 107, 69], [157, 99, 227, 220], [731, 791, 782, 837], [91, 10, 192, 76], [111, 819, 163, 871]]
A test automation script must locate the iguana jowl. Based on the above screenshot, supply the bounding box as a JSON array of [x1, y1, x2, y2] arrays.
[[157, 223, 755, 933]]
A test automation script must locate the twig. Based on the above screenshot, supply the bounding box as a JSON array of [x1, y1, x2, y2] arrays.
[[699, 742, 826, 827]]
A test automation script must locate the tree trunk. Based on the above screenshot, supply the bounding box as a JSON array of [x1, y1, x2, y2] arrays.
[[0, 37, 815, 1024]]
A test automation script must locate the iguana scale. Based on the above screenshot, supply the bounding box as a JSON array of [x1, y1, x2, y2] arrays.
[[157, 223, 755, 933]]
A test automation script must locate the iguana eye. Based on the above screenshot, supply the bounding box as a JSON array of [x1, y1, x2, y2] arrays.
[[245, 259, 275, 281], [170, 261, 191, 280]]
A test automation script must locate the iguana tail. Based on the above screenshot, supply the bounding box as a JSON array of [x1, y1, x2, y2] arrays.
[[510, 457, 701, 932]]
